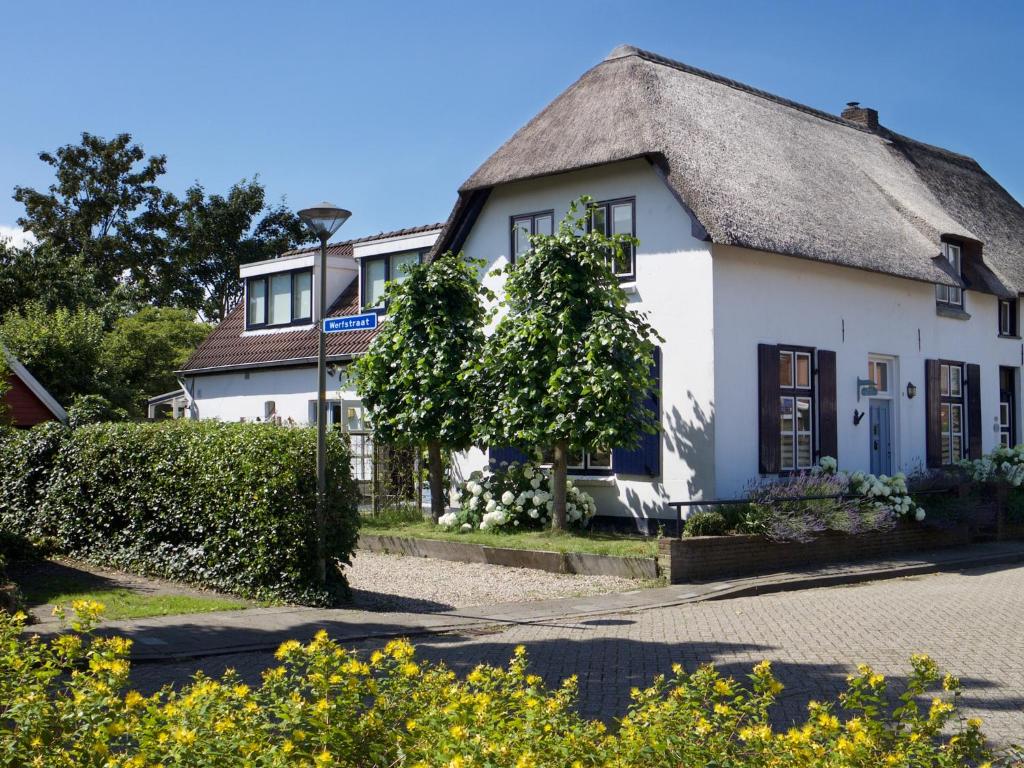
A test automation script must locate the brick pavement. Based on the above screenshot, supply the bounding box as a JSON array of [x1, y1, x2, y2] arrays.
[[129, 564, 1024, 747]]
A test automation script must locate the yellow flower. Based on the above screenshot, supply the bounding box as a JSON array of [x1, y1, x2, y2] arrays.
[[713, 703, 733, 716], [370, 650, 385, 664], [274, 640, 301, 660], [671, 663, 683, 675], [450, 725, 467, 739], [967, 717, 983, 729], [282, 740, 294, 754], [514, 644, 527, 657], [406, 719, 417, 731], [123, 691, 144, 710], [232, 684, 250, 698], [400, 662, 421, 677], [713, 680, 732, 696], [816, 713, 840, 730], [315, 750, 332, 765]]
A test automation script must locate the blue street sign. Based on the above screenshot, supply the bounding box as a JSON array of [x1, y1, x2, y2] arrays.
[[323, 313, 378, 334]]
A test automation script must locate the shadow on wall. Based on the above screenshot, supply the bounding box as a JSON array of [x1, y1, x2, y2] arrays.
[[620, 392, 715, 536], [665, 391, 716, 501]]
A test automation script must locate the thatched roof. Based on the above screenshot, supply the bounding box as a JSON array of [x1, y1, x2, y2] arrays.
[[440, 45, 1024, 294]]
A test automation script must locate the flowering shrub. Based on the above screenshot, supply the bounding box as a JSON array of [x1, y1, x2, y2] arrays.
[[0, 606, 992, 767], [816, 456, 926, 523], [961, 444, 1024, 487], [447, 460, 597, 532]]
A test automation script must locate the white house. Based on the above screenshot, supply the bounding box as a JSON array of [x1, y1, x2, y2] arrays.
[[433, 45, 1024, 531], [181, 45, 1024, 533], [177, 223, 444, 482]]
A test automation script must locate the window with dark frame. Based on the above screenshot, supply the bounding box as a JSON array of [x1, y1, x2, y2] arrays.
[[779, 347, 814, 471], [939, 361, 965, 465], [587, 197, 636, 280], [935, 242, 963, 308], [360, 250, 425, 311], [510, 211, 554, 263], [245, 268, 313, 330], [999, 298, 1018, 337]]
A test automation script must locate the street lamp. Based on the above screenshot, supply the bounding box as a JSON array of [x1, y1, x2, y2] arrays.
[[298, 202, 351, 585]]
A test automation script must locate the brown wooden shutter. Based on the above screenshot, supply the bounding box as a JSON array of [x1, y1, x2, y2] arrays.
[[758, 344, 780, 474], [967, 363, 982, 459], [817, 350, 838, 462], [925, 359, 942, 468]]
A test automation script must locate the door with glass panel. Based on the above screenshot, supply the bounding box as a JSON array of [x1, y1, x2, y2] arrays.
[[867, 356, 896, 475], [999, 366, 1017, 448]]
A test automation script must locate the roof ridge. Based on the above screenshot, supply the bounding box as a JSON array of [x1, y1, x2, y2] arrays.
[[283, 222, 446, 256], [610, 45, 876, 134]]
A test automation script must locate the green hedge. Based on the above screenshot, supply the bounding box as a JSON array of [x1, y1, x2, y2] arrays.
[[0, 421, 360, 605]]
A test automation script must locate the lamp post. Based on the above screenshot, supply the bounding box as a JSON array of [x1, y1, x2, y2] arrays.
[[298, 202, 351, 585]]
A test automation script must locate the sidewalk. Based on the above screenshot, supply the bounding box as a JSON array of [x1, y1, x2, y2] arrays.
[[24, 540, 1024, 661]]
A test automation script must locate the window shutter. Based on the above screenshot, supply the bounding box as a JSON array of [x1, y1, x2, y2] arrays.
[[817, 349, 838, 462], [613, 346, 662, 477], [966, 363, 982, 459], [488, 446, 530, 466], [925, 359, 942, 468], [758, 343, 781, 474]]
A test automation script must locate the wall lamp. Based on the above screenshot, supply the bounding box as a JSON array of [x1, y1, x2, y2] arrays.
[[906, 382, 918, 399]]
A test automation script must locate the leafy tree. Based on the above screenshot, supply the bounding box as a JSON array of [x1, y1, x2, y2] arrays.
[[0, 302, 106, 408], [99, 307, 211, 415], [0, 239, 106, 314], [13, 132, 180, 306], [354, 252, 493, 521], [173, 181, 309, 321], [477, 198, 662, 530]]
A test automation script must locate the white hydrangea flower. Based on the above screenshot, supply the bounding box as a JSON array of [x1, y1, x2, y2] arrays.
[[438, 512, 458, 528], [461, 523, 472, 532], [501, 491, 515, 506], [485, 499, 497, 513], [915, 508, 926, 521]]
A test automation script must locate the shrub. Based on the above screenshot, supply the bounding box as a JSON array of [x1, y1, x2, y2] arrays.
[[3, 421, 360, 605], [961, 444, 1024, 487], [0, 421, 67, 543], [0, 607, 991, 767], [446, 460, 596, 532], [743, 472, 870, 543], [683, 509, 728, 537], [66, 393, 129, 427]]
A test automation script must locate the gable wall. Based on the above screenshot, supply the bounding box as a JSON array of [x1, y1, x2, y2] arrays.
[[455, 159, 716, 522], [4, 374, 56, 427]]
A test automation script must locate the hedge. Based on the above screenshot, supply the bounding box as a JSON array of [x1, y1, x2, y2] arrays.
[[0, 607, 993, 767], [0, 421, 360, 605]]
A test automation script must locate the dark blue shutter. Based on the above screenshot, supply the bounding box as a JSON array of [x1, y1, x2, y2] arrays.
[[488, 446, 530, 467], [613, 347, 661, 477]]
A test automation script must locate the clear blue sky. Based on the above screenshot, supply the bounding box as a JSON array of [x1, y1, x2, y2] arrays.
[[2, 0, 1022, 242]]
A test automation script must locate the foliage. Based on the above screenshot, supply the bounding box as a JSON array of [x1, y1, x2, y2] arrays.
[[0, 421, 360, 605], [66, 394, 129, 428], [445, 459, 597, 532], [0, 351, 9, 425], [355, 251, 493, 519], [173, 180, 308, 321], [477, 197, 662, 528], [5, 133, 309, 322], [0, 607, 992, 767], [98, 307, 211, 414], [684, 509, 729, 537], [960, 444, 1024, 487], [0, 301, 106, 407], [13, 132, 180, 307], [0, 422, 67, 542]]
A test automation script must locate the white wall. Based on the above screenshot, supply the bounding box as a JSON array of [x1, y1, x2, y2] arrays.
[[455, 159, 716, 522], [184, 365, 359, 424], [712, 244, 1022, 496]]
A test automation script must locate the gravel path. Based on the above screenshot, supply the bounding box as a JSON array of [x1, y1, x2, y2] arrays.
[[346, 550, 647, 612]]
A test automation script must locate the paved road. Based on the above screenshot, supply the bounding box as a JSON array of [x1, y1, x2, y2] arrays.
[[130, 564, 1024, 747]]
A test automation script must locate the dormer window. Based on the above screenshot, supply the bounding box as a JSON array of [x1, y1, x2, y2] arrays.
[[935, 242, 963, 308], [246, 268, 312, 329], [361, 250, 423, 311]]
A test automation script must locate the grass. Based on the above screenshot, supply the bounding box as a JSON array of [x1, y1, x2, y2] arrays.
[[17, 570, 251, 621], [360, 508, 658, 558]]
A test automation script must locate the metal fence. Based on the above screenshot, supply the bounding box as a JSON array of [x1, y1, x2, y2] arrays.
[[347, 430, 422, 514]]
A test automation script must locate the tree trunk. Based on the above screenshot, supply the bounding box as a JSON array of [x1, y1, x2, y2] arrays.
[[551, 441, 568, 531], [428, 442, 445, 523]]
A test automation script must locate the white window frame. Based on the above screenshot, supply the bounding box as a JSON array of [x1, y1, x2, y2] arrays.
[[935, 242, 963, 307], [939, 362, 965, 465], [779, 348, 814, 472]]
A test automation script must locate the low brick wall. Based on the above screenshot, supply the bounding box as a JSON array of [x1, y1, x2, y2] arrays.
[[658, 523, 971, 584], [358, 534, 658, 580]]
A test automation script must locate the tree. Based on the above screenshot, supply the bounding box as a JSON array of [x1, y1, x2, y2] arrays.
[[354, 252, 493, 521], [173, 181, 309, 321], [0, 302, 106, 407], [13, 132, 181, 306], [477, 198, 662, 530], [99, 307, 212, 415]]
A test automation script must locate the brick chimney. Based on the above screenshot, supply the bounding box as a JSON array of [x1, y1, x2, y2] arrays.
[[841, 101, 879, 130]]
